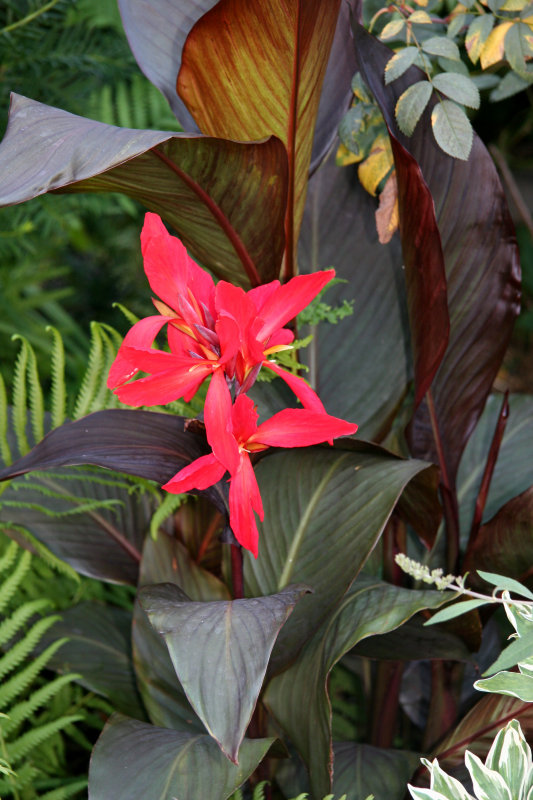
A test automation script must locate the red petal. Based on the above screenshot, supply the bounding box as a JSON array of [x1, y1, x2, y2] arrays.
[[256, 270, 335, 341], [231, 393, 258, 444], [263, 361, 326, 413], [118, 346, 201, 374], [107, 316, 169, 388], [247, 281, 280, 313], [251, 408, 358, 448], [163, 453, 226, 493], [114, 365, 211, 407], [228, 454, 264, 558], [204, 370, 240, 474]]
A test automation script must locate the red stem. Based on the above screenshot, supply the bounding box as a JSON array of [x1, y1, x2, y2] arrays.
[[231, 543, 244, 599], [426, 388, 460, 572], [467, 391, 509, 552], [151, 147, 261, 287]]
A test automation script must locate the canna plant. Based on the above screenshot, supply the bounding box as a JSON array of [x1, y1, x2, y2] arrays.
[[0, 1, 529, 799]]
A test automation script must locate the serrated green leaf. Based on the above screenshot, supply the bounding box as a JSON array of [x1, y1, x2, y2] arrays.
[[380, 18, 406, 40], [437, 55, 470, 75], [475, 671, 533, 701], [505, 21, 533, 80], [490, 70, 529, 100], [422, 35, 461, 59], [477, 570, 533, 600], [396, 81, 433, 135], [385, 47, 420, 84], [466, 15, 496, 63], [425, 598, 487, 625], [432, 72, 480, 108], [431, 100, 473, 159]]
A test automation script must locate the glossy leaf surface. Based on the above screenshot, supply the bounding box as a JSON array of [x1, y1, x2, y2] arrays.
[[177, 0, 342, 265], [88, 714, 274, 800], [355, 26, 521, 483], [265, 576, 452, 796], [0, 95, 288, 286], [244, 446, 437, 672], [140, 582, 309, 762]]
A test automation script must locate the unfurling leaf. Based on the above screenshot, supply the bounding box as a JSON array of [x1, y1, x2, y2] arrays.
[[466, 15, 495, 63], [375, 171, 399, 244], [480, 21, 513, 68], [385, 47, 420, 84], [431, 100, 473, 160], [395, 81, 433, 136], [432, 72, 481, 108], [422, 35, 461, 59]]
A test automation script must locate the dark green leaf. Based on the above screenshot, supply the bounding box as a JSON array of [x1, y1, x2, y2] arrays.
[[351, 614, 472, 661], [396, 81, 433, 136], [140, 582, 309, 763], [38, 603, 146, 719], [245, 447, 436, 672], [484, 631, 533, 676], [355, 26, 520, 484], [264, 576, 452, 796], [332, 742, 420, 800], [0, 96, 288, 287], [88, 714, 275, 800], [432, 73, 480, 109]]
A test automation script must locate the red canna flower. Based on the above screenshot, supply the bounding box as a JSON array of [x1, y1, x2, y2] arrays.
[[162, 370, 358, 557], [107, 213, 334, 413]]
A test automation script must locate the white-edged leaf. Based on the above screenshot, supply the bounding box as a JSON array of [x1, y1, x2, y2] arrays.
[[422, 35, 461, 59], [464, 751, 512, 800], [475, 671, 533, 702], [466, 15, 495, 63], [407, 786, 449, 800], [432, 73, 480, 108], [380, 18, 406, 40], [424, 598, 487, 625], [431, 100, 473, 160], [385, 47, 420, 84], [395, 81, 433, 135], [423, 757, 474, 800]]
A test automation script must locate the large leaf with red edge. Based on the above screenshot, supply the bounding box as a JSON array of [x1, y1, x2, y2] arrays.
[[140, 582, 309, 763], [0, 95, 288, 287], [297, 151, 412, 439], [264, 576, 453, 797], [177, 0, 342, 273], [88, 714, 275, 800], [354, 26, 521, 484], [244, 445, 438, 673]]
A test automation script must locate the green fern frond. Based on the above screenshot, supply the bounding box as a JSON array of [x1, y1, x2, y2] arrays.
[[0, 761, 40, 795], [11, 335, 45, 444], [3, 674, 82, 736], [1, 496, 122, 518], [38, 777, 89, 800], [85, 323, 120, 413], [0, 548, 31, 615], [0, 525, 80, 584], [0, 618, 62, 681], [0, 598, 51, 649], [0, 372, 12, 466], [6, 713, 84, 765], [0, 540, 19, 575], [72, 320, 105, 419], [112, 302, 139, 327], [149, 492, 185, 539], [0, 638, 68, 711], [10, 336, 30, 455], [46, 326, 66, 430]]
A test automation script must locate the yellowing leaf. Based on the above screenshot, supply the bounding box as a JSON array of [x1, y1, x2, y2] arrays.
[[480, 21, 514, 68], [380, 18, 406, 40], [375, 171, 399, 244], [358, 134, 394, 196], [336, 142, 362, 167], [466, 15, 495, 63], [409, 10, 433, 23], [413, 0, 429, 8]]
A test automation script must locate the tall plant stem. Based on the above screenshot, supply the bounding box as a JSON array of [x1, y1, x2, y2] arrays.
[[231, 543, 244, 600], [370, 661, 404, 747], [426, 389, 460, 572]]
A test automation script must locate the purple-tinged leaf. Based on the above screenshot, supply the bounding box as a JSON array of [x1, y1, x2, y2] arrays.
[[88, 714, 275, 800], [332, 742, 420, 800], [0, 95, 288, 286], [298, 151, 412, 439], [354, 26, 521, 484], [140, 582, 309, 763], [117, 0, 219, 130], [265, 576, 452, 797], [177, 0, 342, 277], [0, 409, 226, 514]]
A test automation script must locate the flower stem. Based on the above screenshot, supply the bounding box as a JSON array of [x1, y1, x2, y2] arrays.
[[231, 543, 244, 599]]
